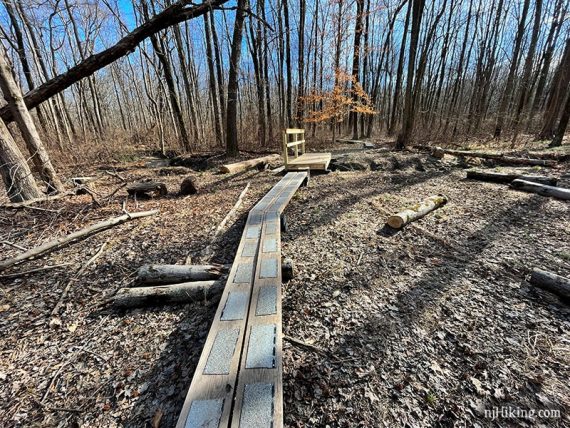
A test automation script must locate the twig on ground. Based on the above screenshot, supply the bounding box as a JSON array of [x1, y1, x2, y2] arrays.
[[50, 242, 108, 316], [0, 263, 73, 280], [2, 240, 28, 251], [195, 182, 250, 263]]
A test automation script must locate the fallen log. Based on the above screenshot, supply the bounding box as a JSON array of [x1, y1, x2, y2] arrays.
[[137, 264, 227, 285], [466, 170, 558, 186], [510, 179, 570, 200], [220, 154, 280, 174], [0, 210, 159, 272], [112, 280, 224, 308], [433, 147, 556, 167], [386, 195, 448, 229], [127, 182, 167, 198], [529, 269, 570, 300]]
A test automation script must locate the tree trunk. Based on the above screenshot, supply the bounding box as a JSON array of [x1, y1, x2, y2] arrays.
[[225, 0, 247, 156], [220, 154, 280, 174], [494, 0, 530, 138], [0, 117, 42, 202], [550, 81, 570, 147], [112, 280, 224, 308], [0, 46, 64, 193], [204, 13, 224, 146], [349, 0, 364, 139], [388, 0, 411, 136], [396, 0, 425, 149]]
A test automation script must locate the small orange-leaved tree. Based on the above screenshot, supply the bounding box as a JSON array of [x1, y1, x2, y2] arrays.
[[302, 69, 376, 142]]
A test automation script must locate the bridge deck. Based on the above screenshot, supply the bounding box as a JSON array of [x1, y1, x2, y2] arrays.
[[176, 172, 308, 428]]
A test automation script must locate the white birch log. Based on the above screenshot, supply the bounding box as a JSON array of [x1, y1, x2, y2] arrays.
[[387, 195, 448, 229]]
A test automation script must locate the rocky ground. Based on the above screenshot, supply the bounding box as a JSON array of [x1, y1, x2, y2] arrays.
[[0, 141, 569, 427]]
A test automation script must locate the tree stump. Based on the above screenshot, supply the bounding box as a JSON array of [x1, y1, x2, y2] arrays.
[[180, 176, 198, 195]]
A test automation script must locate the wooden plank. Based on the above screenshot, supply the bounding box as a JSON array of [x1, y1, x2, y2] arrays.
[[176, 172, 307, 428], [285, 128, 305, 134], [286, 140, 305, 147]]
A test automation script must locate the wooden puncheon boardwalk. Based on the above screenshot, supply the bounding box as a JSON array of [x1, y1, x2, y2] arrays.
[[176, 172, 308, 428]]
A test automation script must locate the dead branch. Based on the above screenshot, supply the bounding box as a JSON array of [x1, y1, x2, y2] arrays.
[[51, 242, 108, 316], [0, 210, 158, 272]]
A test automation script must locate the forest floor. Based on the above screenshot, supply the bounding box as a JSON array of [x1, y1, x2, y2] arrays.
[[0, 140, 569, 427]]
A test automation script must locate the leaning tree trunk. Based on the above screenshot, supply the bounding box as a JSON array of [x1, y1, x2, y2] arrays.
[[0, 46, 64, 193], [0, 117, 42, 202]]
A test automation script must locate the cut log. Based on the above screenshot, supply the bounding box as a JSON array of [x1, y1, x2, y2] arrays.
[[510, 179, 570, 200], [137, 264, 227, 285], [386, 195, 448, 229], [127, 182, 167, 198], [433, 147, 556, 167], [0, 210, 158, 271], [220, 154, 280, 174], [529, 269, 570, 300], [467, 170, 558, 186], [112, 280, 224, 308]]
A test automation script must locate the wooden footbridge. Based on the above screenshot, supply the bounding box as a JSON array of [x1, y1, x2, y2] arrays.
[[177, 172, 308, 428]]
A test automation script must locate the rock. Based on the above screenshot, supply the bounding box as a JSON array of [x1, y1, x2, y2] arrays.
[[179, 177, 198, 195]]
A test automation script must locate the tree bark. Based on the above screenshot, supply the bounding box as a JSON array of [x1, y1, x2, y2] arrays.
[[550, 79, 570, 147], [0, 117, 42, 202], [112, 280, 224, 308], [510, 179, 570, 200], [137, 264, 227, 285], [386, 194, 448, 229], [433, 147, 556, 167], [0, 46, 64, 193], [494, 0, 530, 138], [538, 38, 570, 140], [225, 0, 247, 156], [529, 269, 570, 300], [396, 0, 425, 149], [466, 170, 557, 186]]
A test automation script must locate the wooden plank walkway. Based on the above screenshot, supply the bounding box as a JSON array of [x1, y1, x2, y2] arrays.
[[176, 172, 308, 428]]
